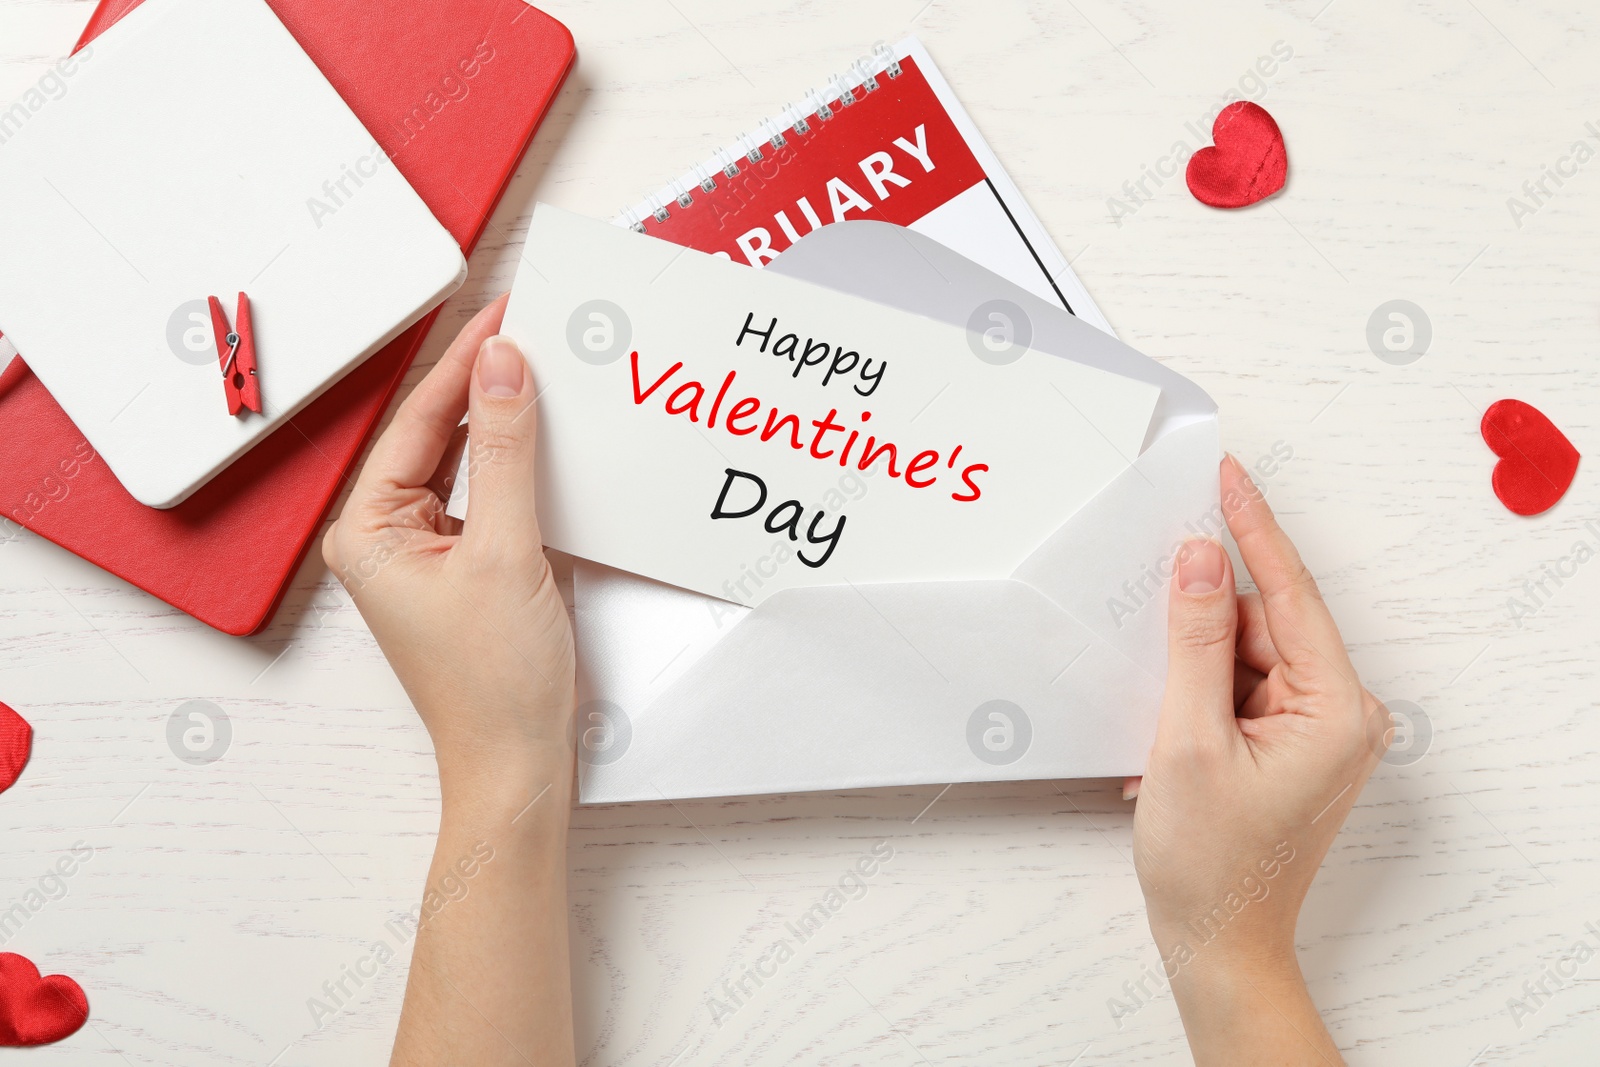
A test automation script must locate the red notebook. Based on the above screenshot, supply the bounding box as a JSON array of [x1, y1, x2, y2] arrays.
[[0, 0, 574, 634]]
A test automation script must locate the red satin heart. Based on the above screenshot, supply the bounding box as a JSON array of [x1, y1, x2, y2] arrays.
[[0, 702, 29, 794], [1186, 102, 1288, 208], [0, 954, 87, 1046], [1481, 399, 1580, 516]]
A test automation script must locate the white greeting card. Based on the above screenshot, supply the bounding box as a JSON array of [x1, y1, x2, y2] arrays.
[[0, 0, 465, 508], [449, 205, 1159, 604]]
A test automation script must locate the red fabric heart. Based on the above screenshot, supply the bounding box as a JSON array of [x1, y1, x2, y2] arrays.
[[0, 954, 87, 1046], [0, 702, 30, 794], [1186, 102, 1288, 208], [1481, 399, 1580, 516]]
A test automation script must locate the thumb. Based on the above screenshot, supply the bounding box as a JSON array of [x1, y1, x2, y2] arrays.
[[462, 334, 543, 561], [1161, 539, 1239, 737]]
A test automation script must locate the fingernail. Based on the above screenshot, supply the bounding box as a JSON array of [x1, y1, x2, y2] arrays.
[[1225, 451, 1260, 492], [477, 335, 526, 398], [1178, 539, 1225, 595], [1122, 777, 1141, 801]]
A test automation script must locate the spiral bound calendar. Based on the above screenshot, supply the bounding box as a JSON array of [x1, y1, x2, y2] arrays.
[[619, 36, 1112, 335]]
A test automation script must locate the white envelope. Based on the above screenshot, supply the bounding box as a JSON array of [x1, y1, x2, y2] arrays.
[[573, 222, 1219, 803]]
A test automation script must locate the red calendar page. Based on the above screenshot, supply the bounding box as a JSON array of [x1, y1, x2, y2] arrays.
[[622, 37, 1110, 333]]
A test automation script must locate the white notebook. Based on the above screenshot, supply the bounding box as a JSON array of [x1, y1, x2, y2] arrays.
[[0, 0, 465, 508]]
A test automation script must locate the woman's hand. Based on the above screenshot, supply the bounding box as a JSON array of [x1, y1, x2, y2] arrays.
[[1132, 455, 1386, 1066], [325, 296, 577, 1067], [322, 294, 574, 795]]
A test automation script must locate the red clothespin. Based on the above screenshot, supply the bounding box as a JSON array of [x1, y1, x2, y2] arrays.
[[208, 293, 261, 416]]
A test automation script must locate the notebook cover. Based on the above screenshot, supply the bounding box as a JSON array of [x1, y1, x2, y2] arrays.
[[0, 0, 574, 635]]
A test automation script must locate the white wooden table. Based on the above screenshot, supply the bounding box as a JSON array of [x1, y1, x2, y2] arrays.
[[3, 1, 1598, 1063]]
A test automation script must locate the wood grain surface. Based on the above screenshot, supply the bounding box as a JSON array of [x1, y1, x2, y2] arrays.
[[1, 1, 1597, 1063]]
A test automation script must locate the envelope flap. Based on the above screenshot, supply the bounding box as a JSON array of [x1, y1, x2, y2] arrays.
[[771, 221, 1222, 667], [769, 221, 1216, 445]]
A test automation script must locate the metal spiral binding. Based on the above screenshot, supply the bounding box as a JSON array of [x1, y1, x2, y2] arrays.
[[740, 131, 765, 165], [809, 86, 835, 123], [762, 115, 789, 151], [619, 41, 903, 232]]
